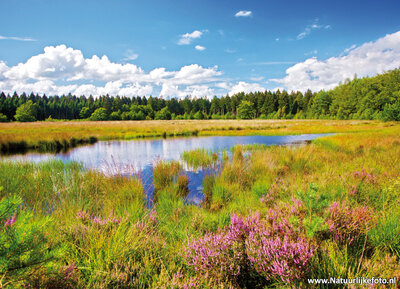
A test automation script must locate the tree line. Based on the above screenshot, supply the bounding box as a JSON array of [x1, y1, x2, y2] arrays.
[[0, 69, 399, 122]]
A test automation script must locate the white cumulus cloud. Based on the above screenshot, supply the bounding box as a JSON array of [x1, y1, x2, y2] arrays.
[[160, 84, 215, 99], [229, 81, 264, 95], [178, 30, 203, 45], [235, 10, 252, 17], [195, 45, 206, 51], [0, 44, 223, 98], [272, 30, 400, 92]]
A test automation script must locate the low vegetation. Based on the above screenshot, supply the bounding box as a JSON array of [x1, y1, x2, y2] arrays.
[[0, 119, 394, 154], [1, 123, 400, 288]]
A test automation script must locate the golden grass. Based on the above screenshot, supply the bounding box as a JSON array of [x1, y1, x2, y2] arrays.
[[0, 119, 397, 147]]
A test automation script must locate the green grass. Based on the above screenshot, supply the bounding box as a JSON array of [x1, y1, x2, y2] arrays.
[[181, 148, 218, 169], [1, 122, 400, 288]]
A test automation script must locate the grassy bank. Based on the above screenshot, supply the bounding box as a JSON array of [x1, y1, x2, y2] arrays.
[[0, 119, 396, 153], [1, 123, 400, 288]]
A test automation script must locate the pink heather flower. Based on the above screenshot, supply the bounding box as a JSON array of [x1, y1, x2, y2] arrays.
[[92, 216, 102, 224], [289, 198, 304, 215], [111, 217, 121, 224], [149, 209, 157, 225], [76, 210, 89, 220], [327, 201, 372, 245], [183, 212, 313, 284], [353, 169, 376, 184], [4, 214, 16, 227]]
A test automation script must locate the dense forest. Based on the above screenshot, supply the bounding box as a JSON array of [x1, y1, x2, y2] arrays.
[[1, 69, 399, 122]]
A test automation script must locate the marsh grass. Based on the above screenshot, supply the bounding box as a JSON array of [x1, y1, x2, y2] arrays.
[[181, 148, 218, 169], [0, 119, 392, 154], [1, 122, 400, 287]]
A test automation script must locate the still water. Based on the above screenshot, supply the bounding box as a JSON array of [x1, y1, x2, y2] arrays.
[[3, 134, 331, 204]]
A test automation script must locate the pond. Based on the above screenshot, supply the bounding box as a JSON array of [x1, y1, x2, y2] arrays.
[[2, 134, 331, 204]]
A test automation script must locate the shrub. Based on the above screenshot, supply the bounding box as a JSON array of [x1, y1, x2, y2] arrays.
[[15, 100, 37, 122], [89, 108, 109, 121], [327, 201, 373, 246], [109, 111, 121, 120], [183, 213, 314, 286], [155, 107, 171, 120], [193, 111, 205, 120], [0, 113, 8, 122], [79, 107, 91, 119]]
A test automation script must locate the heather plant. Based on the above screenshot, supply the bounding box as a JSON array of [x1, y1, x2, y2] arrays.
[[183, 213, 314, 287], [159, 269, 203, 289], [182, 214, 249, 286], [327, 201, 373, 246], [256, 178, 287, 207]]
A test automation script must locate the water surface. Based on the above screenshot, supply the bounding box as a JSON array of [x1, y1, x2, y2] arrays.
[[2, 134, 331, 203]]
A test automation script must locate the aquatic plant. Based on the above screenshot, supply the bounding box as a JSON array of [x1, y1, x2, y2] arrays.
[[176, 174, 190, 198], [181, 148, 218, 169], [153, 160, 180, 193]]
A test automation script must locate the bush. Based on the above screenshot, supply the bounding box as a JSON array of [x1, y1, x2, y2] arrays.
[[15, 100, 37, 122], [109, 111, 121, 120], [89, 108, 109, 121], [155, 107, 171, 120], [0, 113, 8, 122], [193, 111, 205, 120], [327, 201, 373, 246], [382, 102, 400, 121], [183, 213, 314, 286], [79, 107, 91, 119]]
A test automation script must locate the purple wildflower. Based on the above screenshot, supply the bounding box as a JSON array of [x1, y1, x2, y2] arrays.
[[327, 201, 372, 245], [76, 210, 90, 220], [4, 214, 16, 227]]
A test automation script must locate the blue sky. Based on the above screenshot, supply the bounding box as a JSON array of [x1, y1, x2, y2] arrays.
[[1, 0, 400, 97]]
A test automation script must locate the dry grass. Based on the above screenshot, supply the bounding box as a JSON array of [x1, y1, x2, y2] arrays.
[[0, 119, 396, 146]]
